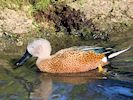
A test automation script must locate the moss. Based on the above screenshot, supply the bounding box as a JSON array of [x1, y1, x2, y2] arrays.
[[0, 67, 29, 100], [0, 0, 51, 10], [31, 0, 51, 11], [0, 0, 30, 9]]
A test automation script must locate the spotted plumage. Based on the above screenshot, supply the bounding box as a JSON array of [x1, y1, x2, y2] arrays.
[[15, 38, 130, 73]]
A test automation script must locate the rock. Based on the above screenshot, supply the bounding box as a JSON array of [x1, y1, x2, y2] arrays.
[[0, 28, 3, 37], [16, 40, 23, 46], [0, 8, 33, 34], [68, 0, 133, 32]]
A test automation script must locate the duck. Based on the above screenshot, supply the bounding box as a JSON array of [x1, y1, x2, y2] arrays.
[[15, 38, 130, 73]]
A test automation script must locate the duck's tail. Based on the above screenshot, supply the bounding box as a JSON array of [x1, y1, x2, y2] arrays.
[[108, 47, 131, 59]]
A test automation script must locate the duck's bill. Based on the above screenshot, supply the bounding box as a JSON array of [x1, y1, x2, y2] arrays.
[[14, 50, 32, 68]]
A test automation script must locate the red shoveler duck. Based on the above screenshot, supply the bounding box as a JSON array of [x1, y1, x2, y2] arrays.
[[15, 38, 130, 73]]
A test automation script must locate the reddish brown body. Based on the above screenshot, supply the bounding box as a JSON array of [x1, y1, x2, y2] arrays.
[[37, 49, 108, 73], [15, 39, 130, 73]]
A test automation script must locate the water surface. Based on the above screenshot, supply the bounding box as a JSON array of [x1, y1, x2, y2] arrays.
[[0, 30, 133, 100]]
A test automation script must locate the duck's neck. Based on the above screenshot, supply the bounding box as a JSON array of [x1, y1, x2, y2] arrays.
[[38, 50, 51, 59], [38, 52, 51, 60], [36, 55, 51, 66]]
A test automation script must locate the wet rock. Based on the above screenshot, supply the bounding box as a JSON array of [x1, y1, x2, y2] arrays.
[[93, 33, 109, 41]]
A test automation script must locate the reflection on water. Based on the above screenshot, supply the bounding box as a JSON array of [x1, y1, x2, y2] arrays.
[[30, 70, 105, 100], [0, 50, 133, 100], [30, 72, 133, 100], [0, 29, 133, 100], [29, 62, 133, 100], [28, 42, 133, 100]]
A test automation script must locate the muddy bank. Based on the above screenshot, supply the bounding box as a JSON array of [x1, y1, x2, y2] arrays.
[[0, 0, 133, 35], [68, 0, 133, 31], [0, 0, 133, 52]]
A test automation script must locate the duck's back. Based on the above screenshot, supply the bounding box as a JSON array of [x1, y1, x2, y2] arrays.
[[38, 46, 108, 73]]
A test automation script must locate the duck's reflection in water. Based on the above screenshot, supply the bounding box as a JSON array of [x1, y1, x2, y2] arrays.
[[30, 76, 53, 100], [30, 69, 106, 100], [30, 69, 133, 100]]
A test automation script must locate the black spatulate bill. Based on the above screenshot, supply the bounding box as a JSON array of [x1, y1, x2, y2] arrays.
[[14, 50, 32, 69]]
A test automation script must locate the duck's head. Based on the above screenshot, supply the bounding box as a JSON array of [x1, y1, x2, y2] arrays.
[[15, 38, 52, 67]]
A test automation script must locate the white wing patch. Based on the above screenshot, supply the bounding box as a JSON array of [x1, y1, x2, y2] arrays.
[[102, 57, 107, 63]]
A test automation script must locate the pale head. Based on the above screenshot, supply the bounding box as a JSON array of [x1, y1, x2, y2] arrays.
[[27, 38, 52, 59]]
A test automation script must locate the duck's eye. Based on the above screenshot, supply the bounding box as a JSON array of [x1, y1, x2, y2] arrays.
[[29, 46, 35, 51], [30, 45, 36, 49], [31, 46, 34, 49]]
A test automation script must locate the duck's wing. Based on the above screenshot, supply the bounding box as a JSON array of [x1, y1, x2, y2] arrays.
[[77, 46, 113, 54], [54, 46, 130, 59], [79, 46, 131, 59], [54, 46, 113, 57]]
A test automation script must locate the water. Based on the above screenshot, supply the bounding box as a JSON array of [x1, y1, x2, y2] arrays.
[[0, 30, 133, 100]]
